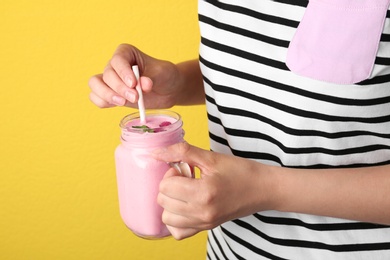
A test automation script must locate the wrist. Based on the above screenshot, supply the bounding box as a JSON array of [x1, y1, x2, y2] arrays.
[[256, 163, 284, 212], [174, 60, 204, 105], [241, 160, 284, 215]]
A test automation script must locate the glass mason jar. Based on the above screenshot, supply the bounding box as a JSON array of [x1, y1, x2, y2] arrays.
[[115, 110, 192, 239]]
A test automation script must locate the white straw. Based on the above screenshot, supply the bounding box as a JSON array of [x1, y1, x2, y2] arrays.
[[132, 65, 146, 124]]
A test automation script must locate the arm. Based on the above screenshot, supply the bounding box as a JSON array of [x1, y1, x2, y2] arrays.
[[153, 142, 390, 240], [174, 60, 205, 106], [275, 164, 390, 225]]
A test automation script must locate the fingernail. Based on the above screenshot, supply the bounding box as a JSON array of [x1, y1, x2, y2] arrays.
[[124, 76, 132, 87], [125, 91, 136, 103], [169, 162, 193, 178], [112, 96, 126, 106]]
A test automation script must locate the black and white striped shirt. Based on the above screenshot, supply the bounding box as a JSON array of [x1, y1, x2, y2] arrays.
[[199, 0, 390, 259]]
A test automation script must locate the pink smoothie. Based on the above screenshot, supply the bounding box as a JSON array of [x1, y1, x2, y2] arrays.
[[115, 111, 184, 239]]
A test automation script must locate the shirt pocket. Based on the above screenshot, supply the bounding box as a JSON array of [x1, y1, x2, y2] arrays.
[[286, 0, 390, 84]]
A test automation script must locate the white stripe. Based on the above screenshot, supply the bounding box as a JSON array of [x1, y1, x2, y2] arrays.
[[219, 0, 307, 22]]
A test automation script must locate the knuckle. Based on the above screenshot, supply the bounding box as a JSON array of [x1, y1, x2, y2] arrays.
[[177, 142, 191, 155], [169, 229, 186, 241], [171, 232, 182, 241], [199, 189, 218, 223], [102, 69, 126, 93], [202, 185, 217, 204], [110, 53, 122, 64], [117, 43, 132, 52], [201, 208, 218, 225], [102, 67, 113, 83], [110, 54, 128, 77], [175, 235, 186, 241]]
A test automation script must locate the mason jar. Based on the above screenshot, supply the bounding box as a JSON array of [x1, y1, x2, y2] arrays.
[[115, 110, 193, 239]]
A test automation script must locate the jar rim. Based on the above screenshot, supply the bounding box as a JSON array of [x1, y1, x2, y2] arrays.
[[119, 109, 182, 134]]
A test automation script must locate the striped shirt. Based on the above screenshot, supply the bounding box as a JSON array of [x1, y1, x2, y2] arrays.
[[199, 0, 390, 259]]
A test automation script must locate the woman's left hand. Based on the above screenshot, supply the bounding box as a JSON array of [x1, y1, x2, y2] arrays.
[[152, 142, 277, 240]]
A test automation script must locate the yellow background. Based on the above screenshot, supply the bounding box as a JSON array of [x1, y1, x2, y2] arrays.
[[0, 0, 209, 259]]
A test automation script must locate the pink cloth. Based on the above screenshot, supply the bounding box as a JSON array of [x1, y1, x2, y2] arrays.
[[286, 0, 390, 84]]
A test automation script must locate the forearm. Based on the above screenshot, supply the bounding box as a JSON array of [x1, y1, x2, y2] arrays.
[[265, 164, 390, 225], [174, 59, 205, 106]]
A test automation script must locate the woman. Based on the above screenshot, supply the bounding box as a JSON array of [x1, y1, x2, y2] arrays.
[[89, 0, 390, 259]]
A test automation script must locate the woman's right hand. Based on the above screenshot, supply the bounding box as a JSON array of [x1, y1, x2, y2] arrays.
[[88, 44, 181, 109]]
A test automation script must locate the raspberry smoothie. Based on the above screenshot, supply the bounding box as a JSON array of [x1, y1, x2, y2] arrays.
[[115, 110, 186, 239]]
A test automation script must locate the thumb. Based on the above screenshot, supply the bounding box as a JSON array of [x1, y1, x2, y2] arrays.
[[152, 142, 211, 170], [140, 76, 153, 93]]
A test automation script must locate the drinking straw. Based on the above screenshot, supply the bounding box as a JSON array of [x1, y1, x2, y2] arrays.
[[132, 65, 146, 124]]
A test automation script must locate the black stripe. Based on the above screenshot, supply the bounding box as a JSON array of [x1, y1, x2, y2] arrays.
[[231, 219, 390, 252], [206, 99, 390, 139], [380, 33, 390, 42], [209, 229, 226, 260], [359, 73, 390, 85], [254, 213, 390, 231], [227, 128, 390, 156], [375, 56, 390, 66], [202, 37, 288, 70], [207, 237, 220, 260], [203, 0, 301, 27], [208, 131, 284, 165], [209, 137, 272, 164], [212, 228, 247, 260], [211, 124, 390, 157], [271, 0, 309, 7], [208, 131, 229, 148], [221, 225, 288, 259], [201, 55, 390, 107], [199, 14, 289, 48]]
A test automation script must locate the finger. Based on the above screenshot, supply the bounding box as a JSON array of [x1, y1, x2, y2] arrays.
[[159, 169, 197, 202], [162, 209, 192, 228], [158, 192, 188, 216], [89, 75, 128, 106], [110, 51, 137, 88], [163, 210, 209, 231], [166, 225, 199, 240], [152, 142, 213, 170], [102, 66, 138, 103], [162, 203, 214, 230], [89, 92, 116, 108]]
